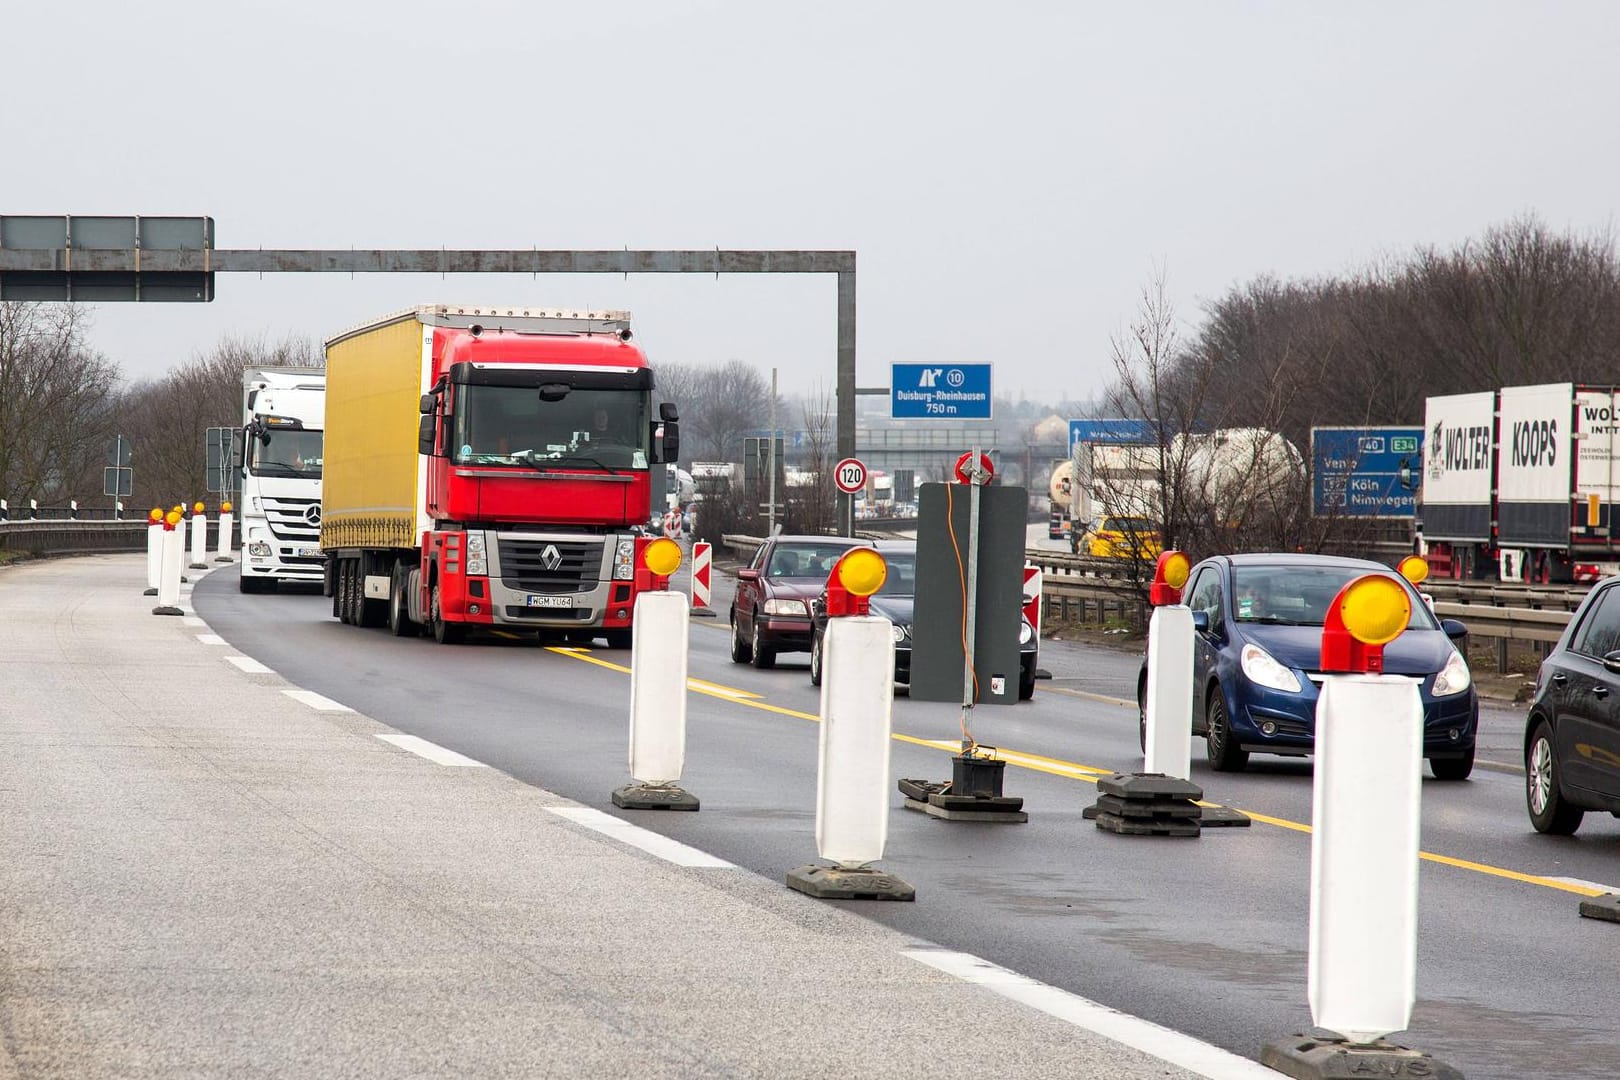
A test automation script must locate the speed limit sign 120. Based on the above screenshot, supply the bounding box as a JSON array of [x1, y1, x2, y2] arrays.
[[834, 457, 868, 495]]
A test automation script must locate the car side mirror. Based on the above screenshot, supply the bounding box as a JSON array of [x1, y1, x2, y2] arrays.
[[1191, 610, 1210, 633], [738, 568, 760, 582], [1603, 650, 1620, 675], [1440, 618, 1468, 644], [418, 414, 436, 456]]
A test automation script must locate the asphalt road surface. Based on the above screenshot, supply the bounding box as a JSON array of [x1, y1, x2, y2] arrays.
[[194, 570, 1620, 1080]]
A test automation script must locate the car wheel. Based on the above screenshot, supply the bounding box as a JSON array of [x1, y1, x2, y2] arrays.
[[1205, 689, 1249, 772], [1138, 693, 1147, 754], [431, 582, 464, 645], [809, 629, 823, 687], [1018, 658, 1035, 701], [1526, 720, 1584, 835], [730, 614, 752, 664], [1429, 746, 1475, 781], [751, 617, 776, 670]]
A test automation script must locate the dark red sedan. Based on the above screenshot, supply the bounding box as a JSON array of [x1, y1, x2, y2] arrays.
[[730, 534, 866, 669]]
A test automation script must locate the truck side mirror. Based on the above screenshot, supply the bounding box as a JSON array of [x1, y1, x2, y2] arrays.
[[418, 414, 436, 456], [662, 420, 680, 464], [420, 394, 435, 414], [659, 402, 679, 422], [231, 430, 246, 470]]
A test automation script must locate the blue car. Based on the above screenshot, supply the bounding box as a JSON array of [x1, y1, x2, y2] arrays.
[[1136, 553, 1478, 779]]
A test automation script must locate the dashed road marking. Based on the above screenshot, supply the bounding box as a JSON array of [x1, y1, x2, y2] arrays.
[[375, 733, 487, 767], [283, 689, 353, 712], [546, 806, 735, 868], [225, 655, 274, 675], [195, 633, 227, 646]]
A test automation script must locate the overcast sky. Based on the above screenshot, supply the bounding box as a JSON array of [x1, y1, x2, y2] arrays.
[[4, 1, 1616, 406]]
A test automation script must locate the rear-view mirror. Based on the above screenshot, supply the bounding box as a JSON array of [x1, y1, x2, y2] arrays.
[[1602, 650, 1620, 675], [1440, 618, 1468, 643], [1191, 610, 1210, 633], [738, 568, 760, 582]]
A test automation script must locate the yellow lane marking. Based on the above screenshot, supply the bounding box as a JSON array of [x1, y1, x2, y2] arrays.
[[545, 647, 767, 703], [543, 646, 1604, 898]]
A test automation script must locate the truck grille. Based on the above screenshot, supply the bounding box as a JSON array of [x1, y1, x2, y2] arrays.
[[264, 497, 321, 542], [499, 538, 604, 594]]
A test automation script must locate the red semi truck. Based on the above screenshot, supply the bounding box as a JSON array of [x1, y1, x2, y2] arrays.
[[319, 305, 679, 643]]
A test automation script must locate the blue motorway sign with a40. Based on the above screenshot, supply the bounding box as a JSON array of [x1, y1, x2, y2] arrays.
[[1310, 426, 1424, 517], [891, 363, 993, 420]]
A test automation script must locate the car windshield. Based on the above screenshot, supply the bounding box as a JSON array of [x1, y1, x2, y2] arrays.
[[767, 543, 858, 579], [247, 429, 323, 479], [1103, 517, 1156, 534], [880, 551, 917, 596], [452, 386, 649, 469], [1231, 565, 1437, 629]]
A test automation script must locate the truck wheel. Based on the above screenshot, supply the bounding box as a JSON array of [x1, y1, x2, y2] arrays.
[[388, 563, 416, 637], [603, 629, 633, 649], [431, 583, 464, 645], [239, 574, 273, 595], [357, 560, 387, 629], [337, 562, 354, 624]]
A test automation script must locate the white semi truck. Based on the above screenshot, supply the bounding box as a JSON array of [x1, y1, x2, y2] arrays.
[[1420, 382, 1620, 583], [237, 367, 326, 593]]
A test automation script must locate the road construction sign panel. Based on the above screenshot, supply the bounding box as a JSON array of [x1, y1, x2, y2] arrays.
[[891, 363, 992, 420]]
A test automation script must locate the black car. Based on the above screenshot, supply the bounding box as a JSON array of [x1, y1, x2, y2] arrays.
[[807, 540, 1038, 700], [1523, 575, 1620, 834]]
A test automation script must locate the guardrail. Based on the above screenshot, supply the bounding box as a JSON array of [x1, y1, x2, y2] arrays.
[[0, 518, 148, 559]]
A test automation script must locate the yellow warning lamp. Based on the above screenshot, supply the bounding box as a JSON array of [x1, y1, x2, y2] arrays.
[[1396, 555, 1428, 586], [1149, 550, 1190, 606], [221, 501, 233, 513], [1321, 574, 1411, 674], [147, 507, 163, 524], [164, 509, 183, 529], [192, 501, 205, 515], [827, 547, 887, 616], [637, 536, 682, 591]]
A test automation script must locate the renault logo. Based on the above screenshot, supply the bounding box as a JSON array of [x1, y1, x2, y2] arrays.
[[541, 544, 562, 571], [304, 504, 322, 526]]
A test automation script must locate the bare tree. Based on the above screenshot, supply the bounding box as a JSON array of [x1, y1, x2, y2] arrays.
[[0, 303, 123, 512], [784, 383, 837, 534], [654, 359, 776, 463]]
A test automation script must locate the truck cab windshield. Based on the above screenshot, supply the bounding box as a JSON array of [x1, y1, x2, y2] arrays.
[[248, 429, 323, 479], [453, 386, 649, 469]]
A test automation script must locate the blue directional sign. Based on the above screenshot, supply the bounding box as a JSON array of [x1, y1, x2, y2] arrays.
[[1310, 426, 1424, 517], [1069, 418, 1155, 451], [891, 363, 993, 420]]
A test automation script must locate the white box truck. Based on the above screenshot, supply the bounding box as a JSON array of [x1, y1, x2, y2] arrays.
[[237, 367, 326, 593]]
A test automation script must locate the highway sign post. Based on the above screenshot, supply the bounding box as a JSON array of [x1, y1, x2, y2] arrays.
[[891, 363, 992, 420], [1310, 426, 1424, 517]]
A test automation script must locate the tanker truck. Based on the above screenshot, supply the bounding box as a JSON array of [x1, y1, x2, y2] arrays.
[[319, 305, 680, 644]]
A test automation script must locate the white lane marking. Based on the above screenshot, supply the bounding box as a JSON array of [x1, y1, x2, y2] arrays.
[[902, 949, 1277, 1080], [181, 616, 206, 627], [375, 733, 487, 767], [1550, 876, 1620, 894], [195, 634, 227, 646], [225, 655, 274, 675], [546, 806, 735, 869], [282, 689, 353, 713]]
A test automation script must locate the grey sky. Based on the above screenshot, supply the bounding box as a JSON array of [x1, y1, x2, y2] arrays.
[[4, 1, 1616, 406]]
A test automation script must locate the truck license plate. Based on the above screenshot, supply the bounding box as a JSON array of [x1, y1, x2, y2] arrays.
[[526, 595, 574, 609], [296, 545, 322, 558]]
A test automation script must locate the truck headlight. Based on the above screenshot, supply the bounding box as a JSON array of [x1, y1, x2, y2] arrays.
[[1240, 642, 1302, 693], [763, 598, 808, 617], [891, 623, 906, 643], [247, 540, 273, 557], [614, 537, 636, 580], [1432, 649, 1473, 696], [465, 532, 487, 576]]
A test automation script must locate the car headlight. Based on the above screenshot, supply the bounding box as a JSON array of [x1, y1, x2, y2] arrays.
[[763, 598, 808, 617], [1432, 648, 1473, 696], [465, 532, 487, 576], [891, 623, 906, 643], [1019, 619, 1034, 645], [1240, 642, 1302, 693]]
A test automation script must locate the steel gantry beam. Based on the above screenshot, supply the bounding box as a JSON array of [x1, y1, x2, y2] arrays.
[[0, 239, 859, 524]]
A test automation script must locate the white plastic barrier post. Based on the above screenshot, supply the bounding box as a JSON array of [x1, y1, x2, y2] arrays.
[[171, 511, 188, 584], [612, 537, 698, 811], [144, 517, 162, 595], [1142, 603, 1194, 779], [690, 541, 712, 611], [154, 520, 184, 615], [216, 505, 234, 562], [627, 590, 690, 783], [189, 506, 208, 569], [816, 615, 895, 867], [1308, 674, 1423, 1043]]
